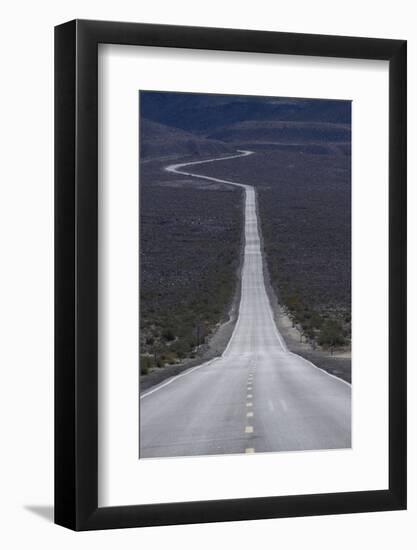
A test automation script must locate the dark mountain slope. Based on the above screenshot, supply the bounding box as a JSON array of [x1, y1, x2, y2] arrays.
[[140, 91, 351, 133], [140, 119, 235, 160], [207, 120, 350, 153]]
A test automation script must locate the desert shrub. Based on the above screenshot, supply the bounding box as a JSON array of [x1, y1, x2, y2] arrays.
[[170, 340, 188, 358], [161, 328, 175, 341], [310, 311, 324, 329], [286, 293, 301, 312], [318, 320, 346, 351], [140, 355, 152, 375]]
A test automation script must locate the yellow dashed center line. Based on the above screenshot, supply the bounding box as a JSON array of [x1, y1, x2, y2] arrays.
[[245, 377, 255, 450]]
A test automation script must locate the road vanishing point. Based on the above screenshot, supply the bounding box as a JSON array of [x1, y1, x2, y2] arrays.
[[140, 150, 351, 458]]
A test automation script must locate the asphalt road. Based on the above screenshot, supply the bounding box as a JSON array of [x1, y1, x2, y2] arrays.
[[140, 151, 351, 458]]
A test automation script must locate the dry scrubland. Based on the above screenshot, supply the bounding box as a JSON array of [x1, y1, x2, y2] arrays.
[[140, 159, 243, 375]]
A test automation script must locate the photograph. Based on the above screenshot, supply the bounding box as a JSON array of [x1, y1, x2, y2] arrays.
[[139, 91, 352, 458]]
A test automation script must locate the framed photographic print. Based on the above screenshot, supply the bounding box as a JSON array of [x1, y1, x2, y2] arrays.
[[55, 20, 406, 530]]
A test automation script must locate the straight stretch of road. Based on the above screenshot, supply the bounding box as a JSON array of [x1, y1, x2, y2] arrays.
[[140, 150, 351, 458]]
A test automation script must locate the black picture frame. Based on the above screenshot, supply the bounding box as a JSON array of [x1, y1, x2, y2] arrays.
[[55, 19, 407, 531]]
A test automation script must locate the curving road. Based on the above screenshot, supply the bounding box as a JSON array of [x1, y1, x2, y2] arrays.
[[140, 151, 351, 458]]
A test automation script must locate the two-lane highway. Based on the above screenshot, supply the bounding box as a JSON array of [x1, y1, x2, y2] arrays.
[[140, 151, 351, 458]]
